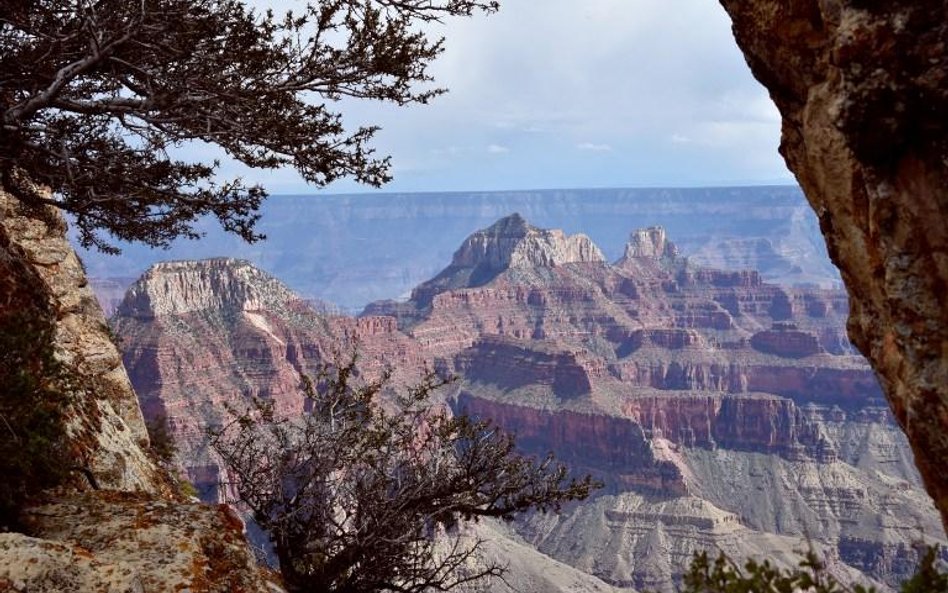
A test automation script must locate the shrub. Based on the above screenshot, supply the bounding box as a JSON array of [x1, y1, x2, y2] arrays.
[[678, 547, 948, 593], [210, 359, 600, 593], [145, 412, 177, 464], [0, 309, 73, 529]]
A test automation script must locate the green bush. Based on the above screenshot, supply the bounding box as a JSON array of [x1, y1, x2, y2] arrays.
[[0, 309, 73, 530], [678, 547, 948, 593], [145, 412, 177, 463]]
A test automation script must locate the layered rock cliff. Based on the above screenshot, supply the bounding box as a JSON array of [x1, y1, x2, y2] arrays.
[[718, 0, 948, 528], [118, 258, 301, 319], [365, 217, 942, 589], [113, 258, 428, 497], [113, 217, 946, 591]]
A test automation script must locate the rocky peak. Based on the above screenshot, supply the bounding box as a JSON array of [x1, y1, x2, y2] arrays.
[[116, 257, 300, 319], [623, 226, 679, 260], [407, 214, 606, 308], [452, 213, 605, 271]]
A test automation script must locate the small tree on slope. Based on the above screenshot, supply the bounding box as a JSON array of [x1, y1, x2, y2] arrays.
[[209, 360, 598, 593], [0, 0, 497, 252]]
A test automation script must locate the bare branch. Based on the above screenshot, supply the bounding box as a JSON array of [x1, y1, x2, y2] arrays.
[[209, 357, 598, 593]]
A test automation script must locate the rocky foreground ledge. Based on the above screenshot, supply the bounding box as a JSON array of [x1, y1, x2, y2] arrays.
[[0, 492, 272, 593]]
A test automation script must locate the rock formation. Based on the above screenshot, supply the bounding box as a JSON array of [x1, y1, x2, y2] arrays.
[[0, 492, 270, 593], [0, 189, 272, 591], [408, 213, 605, 308], [115, 218, 947, 591], [623, 226, 679, 260], [0, 188, 161, 493], [718, 0, 948, 528], [112, 258, 428, 498], [118, 258, 300, 319]]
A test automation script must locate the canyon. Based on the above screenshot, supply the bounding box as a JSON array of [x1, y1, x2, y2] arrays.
[[111, 214, 946, 592], [0, 0, 941, 590]]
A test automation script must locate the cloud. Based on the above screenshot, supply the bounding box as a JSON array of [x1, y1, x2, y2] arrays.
[[577, 142, 612, 152], [233, 0, 790, 192]]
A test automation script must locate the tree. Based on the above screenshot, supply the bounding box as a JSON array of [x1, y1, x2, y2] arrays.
[[0, 0, 497, 252], [209, 359, 599, 593]]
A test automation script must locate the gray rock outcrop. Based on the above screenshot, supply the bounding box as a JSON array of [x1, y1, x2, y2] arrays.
[[0, 187, 160, 493]]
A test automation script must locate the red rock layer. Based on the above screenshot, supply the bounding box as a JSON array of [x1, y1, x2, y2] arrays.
[[114, 260, 427, 493], [456, 393, 687, 496]]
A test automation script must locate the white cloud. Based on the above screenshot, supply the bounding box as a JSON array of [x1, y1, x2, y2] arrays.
[[232, 0, 790, 192], [577, 142, 613, 152]]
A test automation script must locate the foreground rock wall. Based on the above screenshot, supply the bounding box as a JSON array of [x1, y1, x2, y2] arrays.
[[0, 189, 272, 591], [0, 188, 161, 493], [718, 0, 948, 527]]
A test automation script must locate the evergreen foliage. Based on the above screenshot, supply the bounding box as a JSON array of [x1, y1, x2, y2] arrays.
[[0, 309, 72, 529], [678, 548, 948, 593], [145, 411, 177, 463], [0, 0, 497, 252]]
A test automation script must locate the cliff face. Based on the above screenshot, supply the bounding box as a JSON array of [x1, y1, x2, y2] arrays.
[[113, 258, 427, 497], [0, 189, 272, 591], [118, 258, 300, 319], [718, 0, 948, 527], [0, 188, 160, 493]]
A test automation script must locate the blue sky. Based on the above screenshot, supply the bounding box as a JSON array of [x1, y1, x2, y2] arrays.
[[228, 0, 794, 193]]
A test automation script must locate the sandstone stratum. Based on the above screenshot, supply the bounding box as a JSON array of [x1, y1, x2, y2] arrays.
[[114, 215, 946, 592]]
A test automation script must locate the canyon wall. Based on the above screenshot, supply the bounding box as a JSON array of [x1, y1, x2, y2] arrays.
[[113, 215, 946, 591], [718, 0, 948, 528], [77, 186, 841, 313], [113, 258, 429, 497]]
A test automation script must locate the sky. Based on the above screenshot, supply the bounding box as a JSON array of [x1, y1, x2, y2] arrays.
[[228, 0, 795, 194]]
